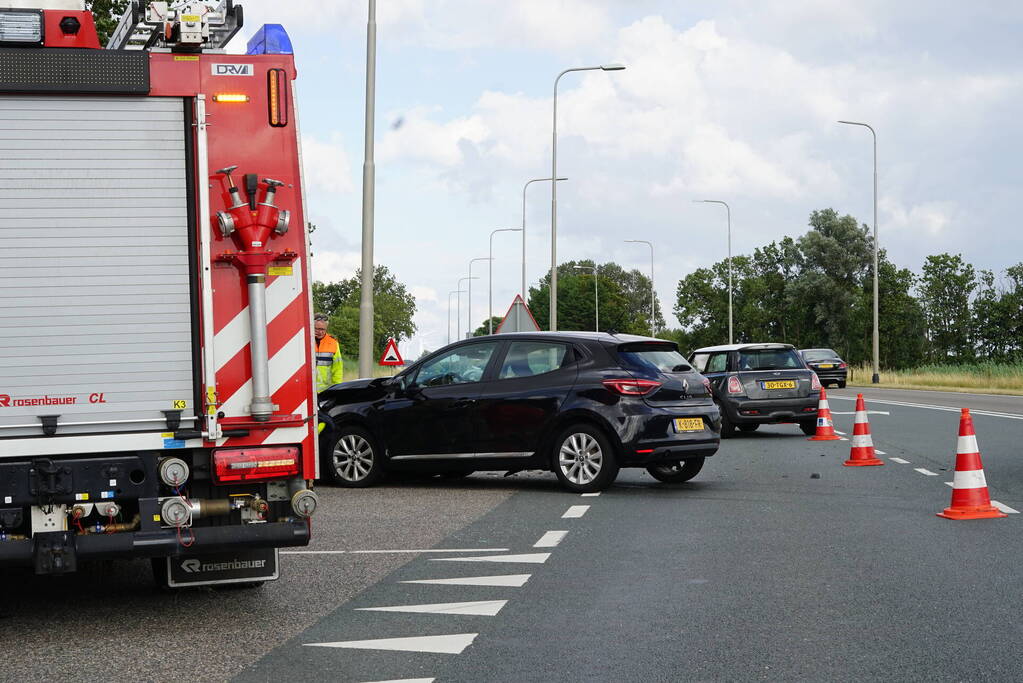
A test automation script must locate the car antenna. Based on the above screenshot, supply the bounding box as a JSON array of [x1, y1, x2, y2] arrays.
[[604, 308, 628, 336]]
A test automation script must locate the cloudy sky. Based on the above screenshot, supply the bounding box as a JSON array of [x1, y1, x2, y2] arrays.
[[238, 0, 1021, 357]]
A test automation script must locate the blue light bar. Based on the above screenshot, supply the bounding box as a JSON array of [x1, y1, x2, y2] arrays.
[[246, 24, 293, 55]]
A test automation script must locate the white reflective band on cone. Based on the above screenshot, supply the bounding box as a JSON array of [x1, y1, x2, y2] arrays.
[[851, 434, 872, 448], [957, 434, 979, 454], [953, 469, 987, 490], [855, 412, 869, 424]]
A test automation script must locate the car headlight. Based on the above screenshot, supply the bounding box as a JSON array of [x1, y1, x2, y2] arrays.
[[0, 10, 43, 46]]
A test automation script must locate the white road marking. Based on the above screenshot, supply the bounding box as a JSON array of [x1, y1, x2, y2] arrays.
[[356, 600, 508, 616], [831, 410, 891, 415], [305, 634, 478, 654], [835, 430, 847, 435], [562, 505, 589, 518], [889, 457, 910, 464], [875, 449, 887, 455], [581, 492, 601, 497], [914, 468, 940, 476], [992, 501, 1020, 514], [432, 553, 551, 564], [945, 481, 954, 487], [534, 530, 568, 548], [281, 548, 509, 556], [839, 437, 849, 441], [361, 679, 435, 683], [402, 574, 531, 588], [829, 395, 1023, 420]]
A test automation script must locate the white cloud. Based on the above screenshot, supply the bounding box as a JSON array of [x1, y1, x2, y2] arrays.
[[310, 249, 360, 283], [300, 134, 355, 195], [882, 199, 957, 237]]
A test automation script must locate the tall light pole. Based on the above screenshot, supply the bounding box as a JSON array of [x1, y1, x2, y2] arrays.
[[551, 63, 625, 331], [695, 199, 732, 344], [467, 258, 491, 339], [456, 276, 477, 341], [357, 0, 377, 378], [573, 264, 599, 331], [625, 240, 655, 335], [839, 120, 880, 384], [447, 290, 464, 345], [522, 177, 567, 299], [490, 228, 522, 334]]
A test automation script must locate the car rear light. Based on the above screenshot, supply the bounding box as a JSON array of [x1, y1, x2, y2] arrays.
[[603, 378, 662, 396], [839, 362, 847, 369], [702, 378, 712, 394], [810, 373, 822, 391], [726, 376, 745, 395], [740, 409, 760, 416], [213, 446, 300, 483], [635, 448, 655, 454], [803, 406, 818, 412]]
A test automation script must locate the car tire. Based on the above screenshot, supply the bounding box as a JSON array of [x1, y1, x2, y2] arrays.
[[838, 380, 847, 389], [323, 425, 385, 487], [719, 410, 736, 439], [799, 420, 817, 436], [738, 424, 759, 433], [552, 424, 619, 493], [646, 457, 705, 483]]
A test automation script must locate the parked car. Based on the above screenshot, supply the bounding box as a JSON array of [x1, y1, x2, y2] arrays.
[[317, 332, 721, 492], [688, 343, 821, 437], [798, 348, 848, 388]]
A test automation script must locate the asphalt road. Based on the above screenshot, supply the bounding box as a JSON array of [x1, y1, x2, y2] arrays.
[[4, 387, 1023, 681]]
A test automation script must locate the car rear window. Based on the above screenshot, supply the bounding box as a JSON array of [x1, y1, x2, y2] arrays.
[[802, 349, 839, 361], [737, 348, 802, 370], [617, 344, 692, 373]]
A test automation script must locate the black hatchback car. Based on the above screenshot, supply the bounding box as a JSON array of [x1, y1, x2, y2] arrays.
[[688, 343, 821, 437], [317, 332, 720, 492], [798, 348, 848, 388]]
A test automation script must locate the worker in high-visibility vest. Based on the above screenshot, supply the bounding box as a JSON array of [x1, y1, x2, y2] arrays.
[[314, 314, 344, 392]]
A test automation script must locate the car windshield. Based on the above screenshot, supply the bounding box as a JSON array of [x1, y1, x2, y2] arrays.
[[737, 348, 802, 370], [803, 349, 839, 361], [618, 345, 692, 373]]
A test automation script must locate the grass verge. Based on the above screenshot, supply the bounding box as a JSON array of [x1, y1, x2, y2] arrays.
[[847, 362, 1023, 396], [341, 355, 401, 382]]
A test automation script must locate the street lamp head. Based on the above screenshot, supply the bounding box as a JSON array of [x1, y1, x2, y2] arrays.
[[600, 63, 626, 71]]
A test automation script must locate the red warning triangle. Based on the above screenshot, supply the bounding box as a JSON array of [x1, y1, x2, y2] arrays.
[[379, 337, 404, 366]]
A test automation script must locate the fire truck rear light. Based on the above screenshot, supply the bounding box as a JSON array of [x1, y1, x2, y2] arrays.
[[0, 10, 43, 44], [213, 93, 250, 103], [213, 447, 300, 483], [267, 68, 288, 127]]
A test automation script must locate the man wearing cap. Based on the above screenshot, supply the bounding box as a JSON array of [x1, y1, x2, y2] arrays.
[[314, 314, 344, 392]]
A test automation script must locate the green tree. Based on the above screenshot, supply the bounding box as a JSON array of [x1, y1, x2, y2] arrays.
[[471, 316, 505, 337], [312, 265, 417, 359], [87, 0, 129, 46], [919, 253, 976, 361]]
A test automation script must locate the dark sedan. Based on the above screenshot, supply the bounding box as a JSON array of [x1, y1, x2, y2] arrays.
[[317, 332, 720, 493], [688, 343, 821, 437], [799, 348, 848, 388]]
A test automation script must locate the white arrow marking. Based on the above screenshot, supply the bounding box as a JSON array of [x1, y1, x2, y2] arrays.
[[304, 633, 478, 654], [356, 600, 508, 616], [431, 553, 551, 564], [402, 574, 531, 587]]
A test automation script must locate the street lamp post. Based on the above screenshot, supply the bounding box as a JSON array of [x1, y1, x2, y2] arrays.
[[490, 228, 522, 334], [357, 0, 377, 379], [447, 290, 465, 345], [467, 258, 492, 339], [573, 264, 599, 331], [522, 177, 567, 299], [838, 120, 880, 384], [695, 199, 732, 344], [550, 63, 625, 331], [625, 240, 655, 335], [456, 276, 477, 341]]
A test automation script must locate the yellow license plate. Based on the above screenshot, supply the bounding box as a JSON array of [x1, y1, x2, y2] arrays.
[[762, 380, 796, 390], [674, 417, 704, 432], [818, 364, 834, 369]]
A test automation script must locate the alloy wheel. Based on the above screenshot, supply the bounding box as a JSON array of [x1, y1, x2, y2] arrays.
[[558, 433, 604, 485], [333, 434, 374, 482]]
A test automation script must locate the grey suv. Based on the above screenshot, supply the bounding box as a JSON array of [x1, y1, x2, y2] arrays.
[[688, 343, 821, 437]]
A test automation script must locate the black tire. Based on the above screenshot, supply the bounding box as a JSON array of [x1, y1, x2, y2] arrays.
[[322, 425, 385, 487], [719, 410, 736, 438], [646, 457, 705, 483], [552, 424, 619, 493], [838, 381, 847, 389], [738, 424, 759, 433], [799, 420, 817, 436]]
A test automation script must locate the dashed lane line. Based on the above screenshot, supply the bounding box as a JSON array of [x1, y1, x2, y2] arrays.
[[533, 530, 568, 548], [914, 468, 940, 476], [401, 574, 531, 587], [431, 553, 551, 564], [361, 678, 435, 683], [355, 600, 508, 616], [562, 505, 590, 519], [831, 411, 891, 415], [281, 548, 509, 555], [875, 449, 887, 455], [581, 492, 601, 497], [889, 457, 910, 464], [304, 634, 478, 654], [829, 395, 1023, 420]]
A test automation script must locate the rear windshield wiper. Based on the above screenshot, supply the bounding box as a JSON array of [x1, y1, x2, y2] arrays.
[[670, 364, 690, 372]]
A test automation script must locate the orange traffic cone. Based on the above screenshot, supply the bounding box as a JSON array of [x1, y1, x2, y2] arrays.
[[808, 386, 841, 441], [844, 394, 883, 466], [937, 408, 1006, 520]]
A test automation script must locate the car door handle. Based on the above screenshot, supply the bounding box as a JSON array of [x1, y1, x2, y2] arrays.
[[453, 399, 477, 408]]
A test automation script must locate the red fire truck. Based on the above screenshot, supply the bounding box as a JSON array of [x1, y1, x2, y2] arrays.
[[0, 0, 319, 587]]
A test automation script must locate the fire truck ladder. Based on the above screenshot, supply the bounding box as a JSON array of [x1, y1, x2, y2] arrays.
[[106, 0, 243, 51]]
